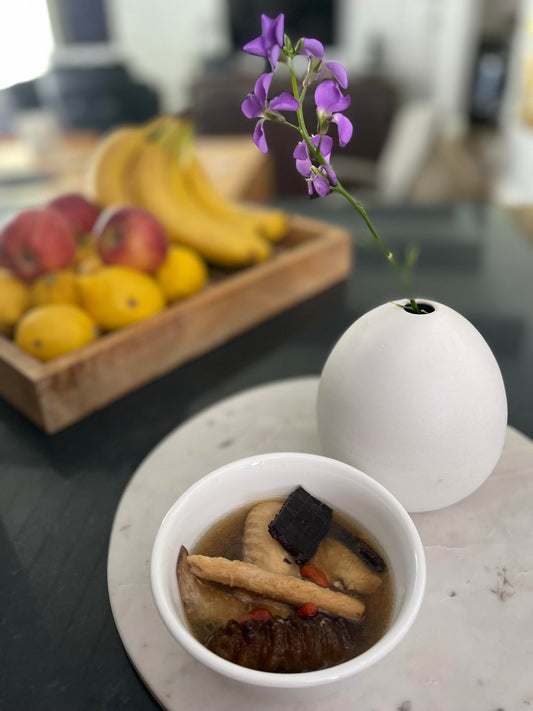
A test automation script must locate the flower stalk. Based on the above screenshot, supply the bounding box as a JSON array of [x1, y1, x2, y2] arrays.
[[241, 13, 421, 314]]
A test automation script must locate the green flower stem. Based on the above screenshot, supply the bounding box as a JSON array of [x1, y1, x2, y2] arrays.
[[332, 182, 420, 313], [286, 58, 420, 315]]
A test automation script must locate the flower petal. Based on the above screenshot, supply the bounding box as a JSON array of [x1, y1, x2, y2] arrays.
[[334, 93, 351, 112], [326, 61, 348, 89], [311, 134, 333, 162], [268, 43, 281, 69], [241, 94, 263, 119], [243, 36, 266, 57], [253, 119, 268, 153], [312, 173, 331, 197], [315, 80, 342, 113], [262, 13, 284, 47], [269, 92, 299, 112], [332, 113, 353, 147], [323, 164, 337, 186], [254, 72, 273, 106], [295, 156, 312, 176], [300, 38, 324, 60], [293, 140, 309, 160]]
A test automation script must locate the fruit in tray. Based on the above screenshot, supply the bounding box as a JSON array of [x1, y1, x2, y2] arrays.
[[87, 116, 288, 266], [0, 208, 77, 281], [77, 266, 165, 331], [15, 304, 98, 361], [94, 206, 168, 273], [0, 114, 289, 360], [47, 193, 100, 237], [0, 271, 30, 335]]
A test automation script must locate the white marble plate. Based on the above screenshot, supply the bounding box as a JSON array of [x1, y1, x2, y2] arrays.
[[107, 376, 533, 710]]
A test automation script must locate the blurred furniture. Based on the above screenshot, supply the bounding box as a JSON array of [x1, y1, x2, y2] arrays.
[[38, 57, 160, 132]]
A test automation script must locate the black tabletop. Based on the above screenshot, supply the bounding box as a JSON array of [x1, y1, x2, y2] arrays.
[[1, 201, 532, 710]]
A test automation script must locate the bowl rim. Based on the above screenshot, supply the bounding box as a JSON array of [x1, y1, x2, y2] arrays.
[[150, 451, 426, 689]]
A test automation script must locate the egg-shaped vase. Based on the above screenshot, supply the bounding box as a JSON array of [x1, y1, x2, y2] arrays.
[[317, 299, 508, 512]]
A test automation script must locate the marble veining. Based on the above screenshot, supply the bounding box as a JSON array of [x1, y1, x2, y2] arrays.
[[107, 376, 533, 711]]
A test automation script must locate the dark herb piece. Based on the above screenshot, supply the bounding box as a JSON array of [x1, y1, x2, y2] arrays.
[[268, 486, 332, 565], [329, 520, 387, 573]]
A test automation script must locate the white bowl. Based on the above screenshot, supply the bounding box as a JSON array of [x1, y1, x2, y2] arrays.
[[150, 452, 426, 691]]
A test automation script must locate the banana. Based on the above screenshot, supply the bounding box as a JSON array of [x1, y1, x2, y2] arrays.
[[86, 125, 145, 207], [184, 155, 288, 242], [129, 134, 272, 268]]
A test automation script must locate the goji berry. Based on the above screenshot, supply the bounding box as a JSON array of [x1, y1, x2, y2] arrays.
[[236, 608, 272, 624], [301, 563, 329, 587]]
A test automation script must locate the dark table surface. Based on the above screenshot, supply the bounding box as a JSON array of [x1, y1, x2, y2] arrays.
[[1, 200, 532, 710]]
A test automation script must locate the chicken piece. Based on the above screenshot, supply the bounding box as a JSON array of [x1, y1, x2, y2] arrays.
[[177, 546, 290, 640], [177, 546, 248, 636], [187, 554, 365, 620], [242, 501, 300, 576], [310, 537, 382, 595]]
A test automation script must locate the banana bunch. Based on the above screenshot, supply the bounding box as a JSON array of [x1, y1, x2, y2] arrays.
[[86, 117, 288, 268]]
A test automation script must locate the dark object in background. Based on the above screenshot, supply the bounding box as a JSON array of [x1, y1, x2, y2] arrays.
[[51, 0, 109, 44], [469, 38, 509, 125], [38, 61, 160, 132], [228, 0, 335, 49]]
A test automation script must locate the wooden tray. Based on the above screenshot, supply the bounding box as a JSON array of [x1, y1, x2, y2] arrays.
[[0, 214, 352, 433]]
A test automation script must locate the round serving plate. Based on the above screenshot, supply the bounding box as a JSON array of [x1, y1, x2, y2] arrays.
[[107, 376, 533, 711]]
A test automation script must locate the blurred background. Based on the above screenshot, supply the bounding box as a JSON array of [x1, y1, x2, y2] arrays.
[[1, 0, 533, 209]]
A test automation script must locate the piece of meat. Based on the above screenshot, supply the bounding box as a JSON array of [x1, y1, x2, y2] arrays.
[[310, 537, 382, 594], [207, 613, 362, 672], [176, 546, 291, 642], [242, 501, 300, 576], [329, 520, 387, 573], [176, 546, 249, 638], [187, 554, 364, 620]]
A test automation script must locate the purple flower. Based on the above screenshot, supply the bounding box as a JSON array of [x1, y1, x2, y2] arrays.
[[293, 135, 337, 197], [243, 13, 284, 69], [321, 61, 348, 89], [299, 38, 324, 60], [315, 80, 353, 147], [241, 72, 299, 153]]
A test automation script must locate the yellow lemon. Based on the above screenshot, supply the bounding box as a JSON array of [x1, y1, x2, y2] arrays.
[[73, 233, 98, 266], [15, 304, 98, 361], [75, 252, 104, 275], [30, 270, 79, 307], [77, 265, 165, 330], [155, 245, 208, 303], [0, 271, 30, 334]]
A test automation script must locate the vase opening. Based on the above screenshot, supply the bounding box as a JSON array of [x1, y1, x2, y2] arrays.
[[404, 302, 435, 315]]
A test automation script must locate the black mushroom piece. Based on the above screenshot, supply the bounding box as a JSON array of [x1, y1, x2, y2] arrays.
[[206, 613, 362, 673], [268, 486, 332, 565]]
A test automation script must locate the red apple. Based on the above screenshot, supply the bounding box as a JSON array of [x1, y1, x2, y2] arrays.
[[94, 206, 168, 273], [0, 208, 77, 281], [48, 193, 101, 237]]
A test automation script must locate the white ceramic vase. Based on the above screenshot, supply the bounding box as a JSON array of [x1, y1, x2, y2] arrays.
[[317, 299, 508, 512]]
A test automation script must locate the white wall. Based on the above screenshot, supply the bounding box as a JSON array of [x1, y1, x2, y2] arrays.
[[336, 0, 481, 134], [105, 0, 231, 112], [498, 0, 533, 202]]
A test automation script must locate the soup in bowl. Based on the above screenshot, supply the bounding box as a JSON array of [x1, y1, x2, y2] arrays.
[[150, 452, 426, 690]]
